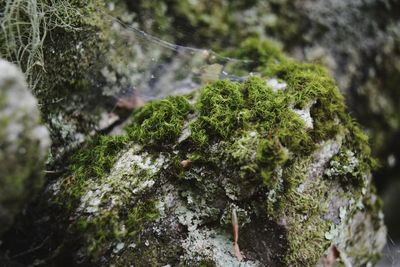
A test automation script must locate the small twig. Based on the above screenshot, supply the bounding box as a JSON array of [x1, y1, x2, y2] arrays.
[[232, 208, 244, 261]]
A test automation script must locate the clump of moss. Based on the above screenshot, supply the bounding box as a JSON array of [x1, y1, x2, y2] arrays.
[[224, 38, 378, 265], [126, 95, 191, 146], [256, 138, 289, 186], [191, 80, 246, 140]]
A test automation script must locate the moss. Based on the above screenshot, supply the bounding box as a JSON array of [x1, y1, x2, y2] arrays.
[[56, 96, 191, 213], [191, 80, 246, 139], [72, 198, 159, 258], [279, 158, 331, 265], [125, 199, 159, 238], [74, 211, 123, 257], [56, 134, 128, 210], [0, 0, 133, 158], [256, 138, 289, 186], [126, 95, 192, 146], [124, 0, 311, 53], [224, 38, 379, 266], [231, 37, 286, 69]]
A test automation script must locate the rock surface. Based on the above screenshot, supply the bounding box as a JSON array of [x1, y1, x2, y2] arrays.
[[1, 47, 386, 266], [0, 59, 50, 236]]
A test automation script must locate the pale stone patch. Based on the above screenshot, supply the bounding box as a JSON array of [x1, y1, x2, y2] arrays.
[[77, 146, 167, 216], [266, 78, 287, 91]]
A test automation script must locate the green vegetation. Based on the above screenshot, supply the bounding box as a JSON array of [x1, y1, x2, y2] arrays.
[[74, 199, 159, 257], [126, 96, 192, 146]]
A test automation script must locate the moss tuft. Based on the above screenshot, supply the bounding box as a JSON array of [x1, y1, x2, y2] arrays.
[[126, 95, 191, 146], [256, 138, 289, 186], [56, 134, 127, 210], [191, 80, 245, 140]]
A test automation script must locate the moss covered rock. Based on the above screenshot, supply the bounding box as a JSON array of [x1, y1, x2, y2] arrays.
[[126, 0, 400, 207], [0, 59, 50, 236], [2, 46, 386, 266]]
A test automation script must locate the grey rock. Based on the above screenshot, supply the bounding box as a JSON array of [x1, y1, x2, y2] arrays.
[[0, 59, 50, 236]]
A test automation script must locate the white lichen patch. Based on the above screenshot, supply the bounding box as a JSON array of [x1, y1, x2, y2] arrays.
[[172, 198, 258, 266], [111, 146, 165, 176], [266, 78, 287, 92], [47, 178, 64, 196], [324, 224, 339, 241], [77, 183, 113, 215], [291, 100, 316, 129], [181, 228, 260, 267], [310, 137, 343, 178], [325, 150, 359, 177], [113, 242, 125, 254], [76, 146, 167, 216], [267, 168, 284, 203]]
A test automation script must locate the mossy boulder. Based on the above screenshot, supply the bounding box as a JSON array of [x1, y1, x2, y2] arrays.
[[2, 48, 386, 266], [126, 0, 400, 217], [0, 59, 50, 236]]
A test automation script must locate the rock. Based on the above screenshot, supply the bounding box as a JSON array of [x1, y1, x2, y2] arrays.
[[0, 59, 50, 236], [1, 45, 385, 266]]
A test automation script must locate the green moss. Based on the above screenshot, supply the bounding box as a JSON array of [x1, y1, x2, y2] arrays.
[[232, 37, 285, 69], [0, 0, 124, 156], [256, 138, 289, 186], [191, 80, 246, 139], [225, 38, 377, 266], [56, 134, 127, 209], [74, 211, 123, 257], [280, 158, 331, 265], [125, 199, 159, 238], [126, 95, 191, 146], [72, 199, 159, 258]]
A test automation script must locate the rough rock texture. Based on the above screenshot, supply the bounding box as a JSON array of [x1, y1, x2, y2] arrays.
[[1, 45, 386, 266], [0, 59, 50, 236]]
